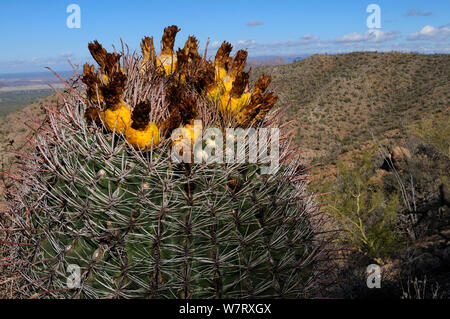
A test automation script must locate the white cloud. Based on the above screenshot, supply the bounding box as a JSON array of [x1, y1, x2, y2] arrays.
[[246, 21, 263, 27], [335, 30, 399, 44], [334, 32, 367, 43], [369, 30, 400, 42], [406, 9, 432, 17], [407, 25, 450, 41], [208, 41, 222, 49], [60, 52, 73, 58], [300, 34, 319, 43], [234, 33, 320, 52], [196, 30, 450, 60], [236, 39, 258, 49]]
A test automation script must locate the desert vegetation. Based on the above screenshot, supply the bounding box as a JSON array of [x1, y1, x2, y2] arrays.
[[0, 36, 448, 298]]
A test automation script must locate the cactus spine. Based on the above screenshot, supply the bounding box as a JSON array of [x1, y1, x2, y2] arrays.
[[1, 25, 330, 299]]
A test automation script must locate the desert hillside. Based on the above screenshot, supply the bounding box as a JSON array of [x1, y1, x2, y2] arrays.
[[0, 94, 57, 192], [251, 52, 450, 164]]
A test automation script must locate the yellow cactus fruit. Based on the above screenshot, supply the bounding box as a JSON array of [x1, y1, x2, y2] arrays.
[[104, 101, 131, 133], [125, 123, 159, 149], [125, 101, 159, 149], [223, 76, 233, 92], [157, 54, 177, 75], [205, 67, 228, 102], [219, 69, 250, 115], [207, 86, 221, 101], [235, 92, 251, 113], [219, 92, 250, 115], [214, 42, 232, 79], [157, 25, 180, 75], [140, 36, 155, 77], [215, 66, 228, 83], [201, 42, 234, 103], [219, 94, 231, 113], [218, 50, 248, 96]]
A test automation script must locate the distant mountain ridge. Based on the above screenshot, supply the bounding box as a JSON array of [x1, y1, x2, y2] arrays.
[[0, 70, 73, 91], [248, 56, 287, 67], [247, 54, 311, 67]]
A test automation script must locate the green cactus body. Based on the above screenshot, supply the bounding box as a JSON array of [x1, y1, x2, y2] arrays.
[[3, 26, 328, 299], [12, 122, 317, 298]]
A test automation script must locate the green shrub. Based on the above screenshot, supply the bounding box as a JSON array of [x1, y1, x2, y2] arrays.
[[326, 153, 402, 263], [412, 117, 450, 158]]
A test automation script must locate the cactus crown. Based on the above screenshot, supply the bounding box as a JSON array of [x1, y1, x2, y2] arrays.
[[82, 24, 278, 148]]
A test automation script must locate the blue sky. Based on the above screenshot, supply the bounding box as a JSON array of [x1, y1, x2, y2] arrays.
[[0, 0, 449, 73]]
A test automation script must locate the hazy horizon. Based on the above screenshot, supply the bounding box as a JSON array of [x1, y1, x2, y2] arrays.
[[1, 0, 449, 73]]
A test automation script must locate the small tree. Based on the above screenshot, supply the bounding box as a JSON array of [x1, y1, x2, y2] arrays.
[[328, 152, 402, 263]]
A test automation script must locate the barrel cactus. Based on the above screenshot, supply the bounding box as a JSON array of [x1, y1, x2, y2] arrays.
[[1, 26, 330, 298]]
